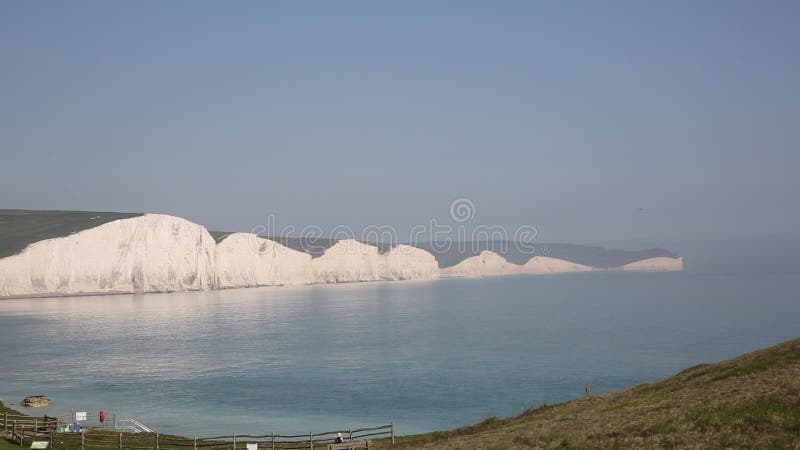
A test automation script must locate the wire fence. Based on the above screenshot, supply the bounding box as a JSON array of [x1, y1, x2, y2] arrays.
[[2, 412, 394, 449]]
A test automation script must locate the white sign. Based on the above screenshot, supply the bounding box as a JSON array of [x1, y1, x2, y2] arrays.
[[75, 412, 87, 421], [30, 442, 49, 449], [246, 444, 258, 450]]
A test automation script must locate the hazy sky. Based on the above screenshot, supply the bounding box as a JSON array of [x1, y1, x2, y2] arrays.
[[1, 1, 798, 244]]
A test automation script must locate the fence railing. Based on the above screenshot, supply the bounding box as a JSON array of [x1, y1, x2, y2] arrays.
[[1, 412, 157, 433], [116, 417, 155, 433], [2, 412, 394, 449], [1, 413, 57, 432], [5, 416, 59, 448]]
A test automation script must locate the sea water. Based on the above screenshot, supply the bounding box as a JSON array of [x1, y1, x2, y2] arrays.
[[0, 271, 798, 437]]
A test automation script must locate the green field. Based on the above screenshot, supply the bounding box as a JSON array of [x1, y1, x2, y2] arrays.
[[3, 338, 799, 449], [0, 210, 142, 259], [392, 338, 800, 449]]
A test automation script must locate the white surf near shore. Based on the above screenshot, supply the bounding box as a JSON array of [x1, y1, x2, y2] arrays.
[[0, 214, 683, 298]]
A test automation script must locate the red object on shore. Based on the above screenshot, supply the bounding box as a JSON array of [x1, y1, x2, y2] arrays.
[[99, 410, 105, 423]]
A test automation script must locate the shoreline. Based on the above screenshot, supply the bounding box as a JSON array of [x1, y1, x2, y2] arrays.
[[0, 262, 682, 301]]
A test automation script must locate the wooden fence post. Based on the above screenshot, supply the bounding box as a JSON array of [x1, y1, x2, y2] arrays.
[[309, 432, 313, 450], [271, 432, 275, 450], [193, 436, 197, 450], [81, 430, 85, 450], [232, 433, 236, 450], [391, 421, 395, 445], [3, 412, 7, 432], [119, 431, 123, 450], [156, 432, 160, 450]]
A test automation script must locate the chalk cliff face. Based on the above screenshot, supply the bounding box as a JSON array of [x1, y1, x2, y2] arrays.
[[439, 251, 521, 278], [618, 256, 684, 272], [440, 252, 677, 278], [309, 240, 438, 283], [522, 256, 595, 274], [0, 213, 684, 299], [311, 239, 384, 283], [382, 244, 439, 281], [215, 233, 311, 288], [0, 214, 217, 297]]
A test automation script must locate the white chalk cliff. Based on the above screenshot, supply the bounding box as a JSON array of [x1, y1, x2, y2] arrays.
[[0, 214, 683, 298], [383, 244, 440, 280], [311, 240, 384, 283], [522, 256, 595, 274], [439, 251, 521, 278], [311, 240, 439, 283], [617, 256, 684, 272], [0, 214, 217, 297], [216, 233, 311, 288]]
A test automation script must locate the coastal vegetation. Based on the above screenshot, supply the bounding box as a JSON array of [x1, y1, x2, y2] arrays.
[[0, 210, 142, 259], [391, 338, 800, 449]]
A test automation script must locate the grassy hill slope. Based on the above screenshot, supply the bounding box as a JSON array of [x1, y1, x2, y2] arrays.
[[389, 338, 800, 449], [0, 210, 143, 258]]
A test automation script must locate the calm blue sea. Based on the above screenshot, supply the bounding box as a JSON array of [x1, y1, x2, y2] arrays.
[[1, 271, 799, 437]]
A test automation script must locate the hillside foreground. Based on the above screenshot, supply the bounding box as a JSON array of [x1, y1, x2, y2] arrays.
[[391, 338, 800, 449], [2, 339, 798, 449]]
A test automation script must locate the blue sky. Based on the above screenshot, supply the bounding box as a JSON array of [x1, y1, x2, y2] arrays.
[[1, 1, 798, 244]]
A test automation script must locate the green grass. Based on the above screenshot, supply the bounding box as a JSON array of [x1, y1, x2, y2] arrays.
[[383, 338, 800, 449], [0, 210, 142, 258], [687, 399, 800, 434], [644, 417, 679, 435], [709, 345, 800, 382]]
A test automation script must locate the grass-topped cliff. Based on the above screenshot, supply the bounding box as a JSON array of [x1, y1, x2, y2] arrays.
[[2, 339, 798, 449], [413, 241, 678, 268], [210, 232, 677, 267], [0, 209, 677, 267], [0, 210, 142, 258]]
